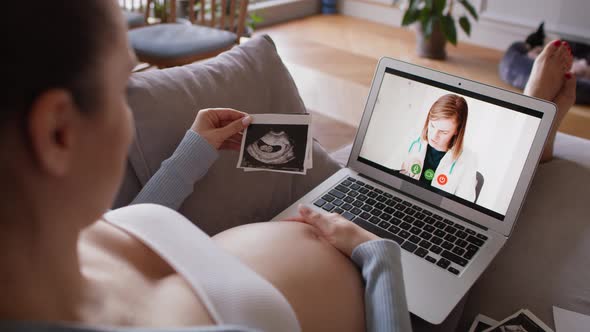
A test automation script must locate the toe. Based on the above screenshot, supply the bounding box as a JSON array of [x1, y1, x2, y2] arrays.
[[566, 51, 574, 69], [563, 56, 572, 72], [538, 39, 561, 60], [557, 41, 569, 60]]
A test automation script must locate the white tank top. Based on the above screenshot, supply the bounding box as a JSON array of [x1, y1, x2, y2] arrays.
[[103, 204, 301, 332]]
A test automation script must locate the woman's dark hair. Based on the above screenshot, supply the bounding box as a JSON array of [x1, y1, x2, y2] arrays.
[[1, 1, 116, 126]]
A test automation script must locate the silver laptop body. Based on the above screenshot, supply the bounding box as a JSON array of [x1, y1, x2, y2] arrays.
[[274, 57, 556, 324]]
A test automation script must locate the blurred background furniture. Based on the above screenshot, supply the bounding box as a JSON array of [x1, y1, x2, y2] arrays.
[[120, 0, 149, 29], [129, 0, 249, 68]]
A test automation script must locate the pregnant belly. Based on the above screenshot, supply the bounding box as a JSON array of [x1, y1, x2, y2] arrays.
[[212, 221, 366, 332]]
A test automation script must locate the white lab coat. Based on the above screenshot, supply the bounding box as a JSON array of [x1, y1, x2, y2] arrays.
[[399, 138, 478, 202]]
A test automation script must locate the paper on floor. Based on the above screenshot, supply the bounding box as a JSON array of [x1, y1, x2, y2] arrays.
[[553, 306, 590, 332]]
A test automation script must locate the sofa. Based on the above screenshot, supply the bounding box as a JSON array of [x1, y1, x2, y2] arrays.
[[116, 35, 590, 331]]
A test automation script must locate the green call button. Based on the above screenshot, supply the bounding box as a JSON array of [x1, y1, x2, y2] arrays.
[[424, 169, 435, 181], [411, 163, 421, 175]]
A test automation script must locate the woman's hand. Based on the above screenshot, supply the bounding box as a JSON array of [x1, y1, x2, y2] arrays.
[[191, 108, 252, 150], [286, 205, 380, 257]]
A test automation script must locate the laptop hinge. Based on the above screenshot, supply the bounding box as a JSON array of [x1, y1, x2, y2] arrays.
[[357, 173, 489, 232]]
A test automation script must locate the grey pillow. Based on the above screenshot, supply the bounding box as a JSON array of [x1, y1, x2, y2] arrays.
[[124, 35, 307, 185], [116, 35, 341, 234]]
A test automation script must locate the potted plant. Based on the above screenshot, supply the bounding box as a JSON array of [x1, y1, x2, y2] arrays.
[[401, 0, 479, 60]]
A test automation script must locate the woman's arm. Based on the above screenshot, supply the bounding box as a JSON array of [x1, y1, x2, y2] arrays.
[[130, 130, 218, 210], [352, 239, 413, 332], [130, 108, 251, 210]]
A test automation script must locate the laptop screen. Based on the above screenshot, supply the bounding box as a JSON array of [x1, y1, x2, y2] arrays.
[[358, 68, 543, 220]]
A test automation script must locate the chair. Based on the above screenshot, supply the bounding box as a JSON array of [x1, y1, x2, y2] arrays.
[[475, 171, 484, 203], [129, 0, 250, 68], [120, 0, 149, 29]]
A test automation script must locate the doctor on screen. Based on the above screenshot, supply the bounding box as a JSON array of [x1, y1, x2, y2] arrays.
[[400, 94, 478, 202]]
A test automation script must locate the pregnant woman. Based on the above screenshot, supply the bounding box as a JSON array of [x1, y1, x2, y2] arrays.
[[0, 2, 407, 332], [0, 1, 575, 332]]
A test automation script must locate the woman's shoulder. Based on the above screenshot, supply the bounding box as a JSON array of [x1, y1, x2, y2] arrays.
[[79, 206, 180, 277], [81, 205, 173, 254]]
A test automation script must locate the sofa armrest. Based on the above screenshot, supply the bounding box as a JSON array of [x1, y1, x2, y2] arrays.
[[457, 158, 590, 330]]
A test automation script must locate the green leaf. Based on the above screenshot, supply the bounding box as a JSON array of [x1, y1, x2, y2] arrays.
[[425, 0, 434, 10], [433, 0, 446, 16], [250, 12, 263, 24], [459, 16, 471, 36], [420, 6, 431, 32], [459, 0, 478, 20], [424, 16, 435, 39], [408, 0, 421, 12], [402, 7, 421, 26], [440, 14, 458, 45]]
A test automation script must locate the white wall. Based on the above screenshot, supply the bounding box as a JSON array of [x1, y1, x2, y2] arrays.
[[358, 73, 541, 215], [340, 0, 590, 51]]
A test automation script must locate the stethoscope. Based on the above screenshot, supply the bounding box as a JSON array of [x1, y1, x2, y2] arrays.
[[408, 137, 457, 175]]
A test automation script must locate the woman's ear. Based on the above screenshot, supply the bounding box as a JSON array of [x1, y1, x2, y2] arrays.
[[27, 89, 80, 177]]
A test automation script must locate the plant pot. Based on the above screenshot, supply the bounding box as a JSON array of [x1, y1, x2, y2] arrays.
[[416, 20, 447, 60]]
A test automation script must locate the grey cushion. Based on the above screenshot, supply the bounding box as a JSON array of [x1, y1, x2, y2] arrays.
[[116, 35, 341, 235], [129, 23, 237, 59], [124, 10, 145, 29], [457, 159, 590, 330], [457, 133, 590, 330]]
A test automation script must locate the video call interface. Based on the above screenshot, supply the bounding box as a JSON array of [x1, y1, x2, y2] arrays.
[[358, 69, 543, 220]]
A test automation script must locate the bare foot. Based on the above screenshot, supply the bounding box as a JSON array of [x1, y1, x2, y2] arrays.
[[540, 74, 577, 163], [526, 46, 542, 60], [523, 40, 576, 163], [524, 40, 573, 101]]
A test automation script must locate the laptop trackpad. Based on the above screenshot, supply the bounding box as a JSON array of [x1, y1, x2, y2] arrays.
[[400, 181, 443, 207]]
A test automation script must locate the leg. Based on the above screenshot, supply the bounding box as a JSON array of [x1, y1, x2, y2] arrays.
[[539, 74, 577, 162], [523, 40, 576, 162]]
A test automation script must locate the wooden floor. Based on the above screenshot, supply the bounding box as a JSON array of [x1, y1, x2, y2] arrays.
[[255, 15, 590, 151]]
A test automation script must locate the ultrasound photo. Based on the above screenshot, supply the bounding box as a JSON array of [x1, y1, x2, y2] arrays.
[[237, 114, 312, 174], [483, 310, 552, 332], [469, 314, 498, 332]]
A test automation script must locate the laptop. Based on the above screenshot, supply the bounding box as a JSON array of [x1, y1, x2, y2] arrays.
[[273, 57, 556, 324]]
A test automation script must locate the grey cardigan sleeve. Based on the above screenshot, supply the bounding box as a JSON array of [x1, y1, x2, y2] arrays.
[[131, 130, 219, 210], [351, 239, 413, 332]]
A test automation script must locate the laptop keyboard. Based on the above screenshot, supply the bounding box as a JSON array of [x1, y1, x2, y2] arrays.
[[313, 176, 489, 276]]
